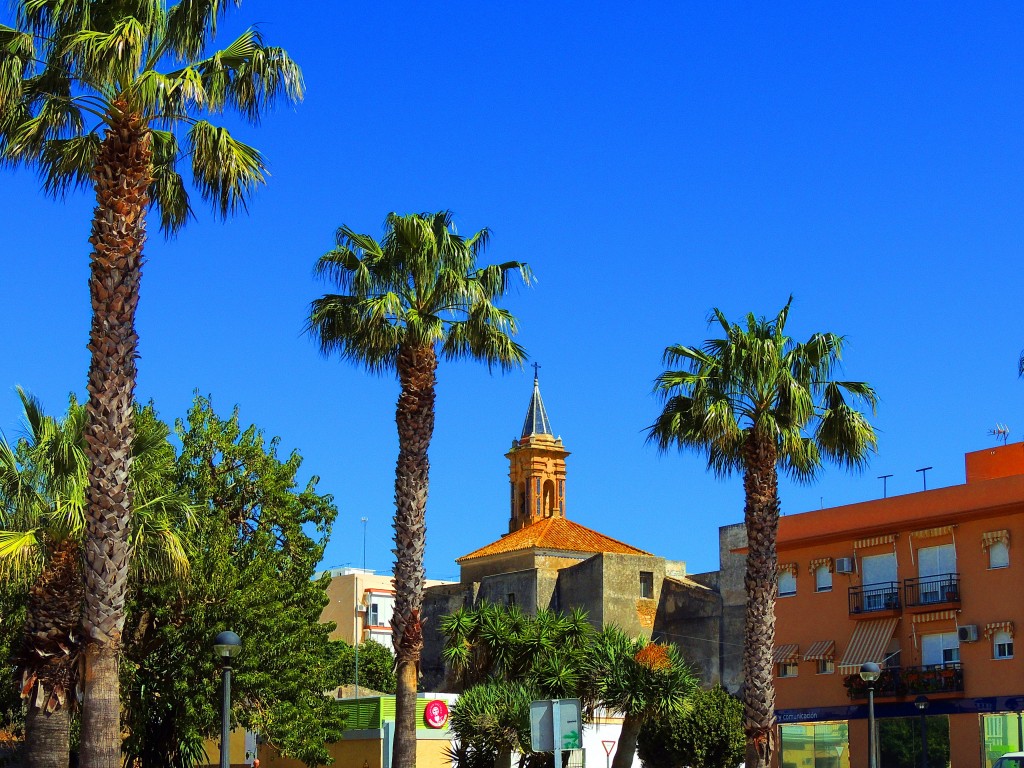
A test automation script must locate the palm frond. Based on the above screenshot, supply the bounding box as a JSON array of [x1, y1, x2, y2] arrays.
[[188, 119, 265, 217]]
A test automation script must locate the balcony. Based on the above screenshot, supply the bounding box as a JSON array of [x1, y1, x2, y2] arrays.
[[843, 663, 964, 699], [904, 573, 960, 610], [849, 582, 901, 616]]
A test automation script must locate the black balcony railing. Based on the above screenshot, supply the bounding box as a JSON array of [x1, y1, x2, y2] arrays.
[[849, 581, 901, 614], [843, 663, 964, 699], [904, 573, 960, 607]]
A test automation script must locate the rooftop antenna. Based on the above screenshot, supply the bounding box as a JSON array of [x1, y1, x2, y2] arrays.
[[878, 474, 893, 499], [989, 423, 1011, 445], [916, 467, 933, 491]]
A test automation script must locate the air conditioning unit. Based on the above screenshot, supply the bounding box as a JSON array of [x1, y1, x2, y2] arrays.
[[958, 625, 979, 643], [835, 557, 855, 574]]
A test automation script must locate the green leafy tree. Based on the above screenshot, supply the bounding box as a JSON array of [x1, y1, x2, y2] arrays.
[[647, 298, 878, 768], [308, 211, 532, 768], [637, 685, 745, 768], [339, 640, 397, 694], [0, 390, 191, 768], [0, 5, 302, 762], [445, 682, 536, 768], [592, 629, 698, 768], [121, 396, 346, 768]]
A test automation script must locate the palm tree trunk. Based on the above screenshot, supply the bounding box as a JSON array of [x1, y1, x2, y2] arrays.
[[740, 431, 780, 768], [610, 712, 643, 768], [24, 705, 72, 768], [391, 342, 437, 768], [19, 540, 83, 768], [80, 104, 152, 768]]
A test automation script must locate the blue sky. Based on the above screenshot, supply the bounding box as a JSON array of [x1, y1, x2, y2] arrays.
[[2, 1, 1023, 580]]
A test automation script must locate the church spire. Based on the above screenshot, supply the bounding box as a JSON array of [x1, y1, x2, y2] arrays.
[[521, 363, 552, 438], [508, 368, 569, 533]]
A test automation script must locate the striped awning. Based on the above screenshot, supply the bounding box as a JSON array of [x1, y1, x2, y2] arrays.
[[982, 530, 1010, 549], [985, 621, 1015, 639], [853, 534, 897, 550], [778, 562, 798, 576], [911, 525, 955, 539], [803, 640, 835, 661], [772, 643, 800, 663], [809, 557, 833, 572], [838, 617, 900, 674], [911, 610, 958, 624]]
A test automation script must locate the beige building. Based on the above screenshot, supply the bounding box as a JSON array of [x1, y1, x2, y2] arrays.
[[320, 567, 453, 651]]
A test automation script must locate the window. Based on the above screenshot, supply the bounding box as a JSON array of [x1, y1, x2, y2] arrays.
[[778, 570, 796, 597], [994, 630, 1014, 659], [917, 544, 957, 603], [640, 571, 654, 599], [921, 632, 960, 667], [815, 565, 832, 592], [367, 603, 380, 627], [816, 658, 835, 675], [989, 541, 1009, 569], [507, 592, 516, 607], [778, 661, 799, 678]]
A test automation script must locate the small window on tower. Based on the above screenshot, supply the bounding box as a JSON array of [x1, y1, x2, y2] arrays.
[[640, 571, 654, 599]]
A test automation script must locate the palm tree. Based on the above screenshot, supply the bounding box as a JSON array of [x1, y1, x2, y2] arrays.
[[591, 630, 697, 768], [647, 298, 877, 768], [308, 211, 532, 767], [0, 4, 301, 762], [0, 390, 192, 768]]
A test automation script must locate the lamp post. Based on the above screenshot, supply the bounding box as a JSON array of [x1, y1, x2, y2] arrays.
[[860, 662, 881, 768], [355, 516, 368, 700], [214, 631, 242, 768], [915, 695, 930, 768]]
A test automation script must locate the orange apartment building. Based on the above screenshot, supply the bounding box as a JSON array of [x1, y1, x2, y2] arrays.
[[765, 443, 1024, 768]]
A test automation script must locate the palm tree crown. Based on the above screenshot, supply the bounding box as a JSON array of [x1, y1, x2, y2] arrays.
[[308, 210, 532, 371], [0, 0, 303, 230], [647, 296, 878, 476]]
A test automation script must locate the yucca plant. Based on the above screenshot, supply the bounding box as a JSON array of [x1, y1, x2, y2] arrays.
[[647, 298, 877, 768], [0, 3, 301, 764]]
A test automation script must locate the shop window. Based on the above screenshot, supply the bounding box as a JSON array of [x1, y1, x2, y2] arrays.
[[778, 661, 799, 678], [816, 658, 834, 675], [779, 721, 850, 768], [815, 565, 832, 592], [778, 570, 796, 597], [994, 630, 1014, 660], [640, 571, 654, 599], [989, 541, 1010, 569]]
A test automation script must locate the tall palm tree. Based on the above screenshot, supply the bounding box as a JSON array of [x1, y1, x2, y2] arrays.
[[0, 4, 301, 763], [0, 390, 193, 768], [308, 211, 532, 768], [591, 629, 698, 768], [647, 298, 878, 768]]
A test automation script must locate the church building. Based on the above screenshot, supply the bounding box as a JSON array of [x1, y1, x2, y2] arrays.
[[421, 375, 719, 690]]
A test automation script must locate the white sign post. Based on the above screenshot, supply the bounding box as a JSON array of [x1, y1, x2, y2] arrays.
[[530, 698, 582, 766]]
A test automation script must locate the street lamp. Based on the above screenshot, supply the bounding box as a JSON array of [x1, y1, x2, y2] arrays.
[[915, 695, 930, 768], [214, 631, 242, 768], [860, 662, 881, 768]]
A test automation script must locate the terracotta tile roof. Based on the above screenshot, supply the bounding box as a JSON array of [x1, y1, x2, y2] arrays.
[[457, 517, 650, 562]]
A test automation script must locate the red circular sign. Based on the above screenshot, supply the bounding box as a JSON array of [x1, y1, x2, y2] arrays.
[[424, 699, 449, 728]]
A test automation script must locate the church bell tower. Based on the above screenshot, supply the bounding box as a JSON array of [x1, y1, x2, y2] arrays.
[[506, 370, 569, 533]]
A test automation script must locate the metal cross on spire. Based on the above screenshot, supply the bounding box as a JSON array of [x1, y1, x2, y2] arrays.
[[532, 361, 541, 380]]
